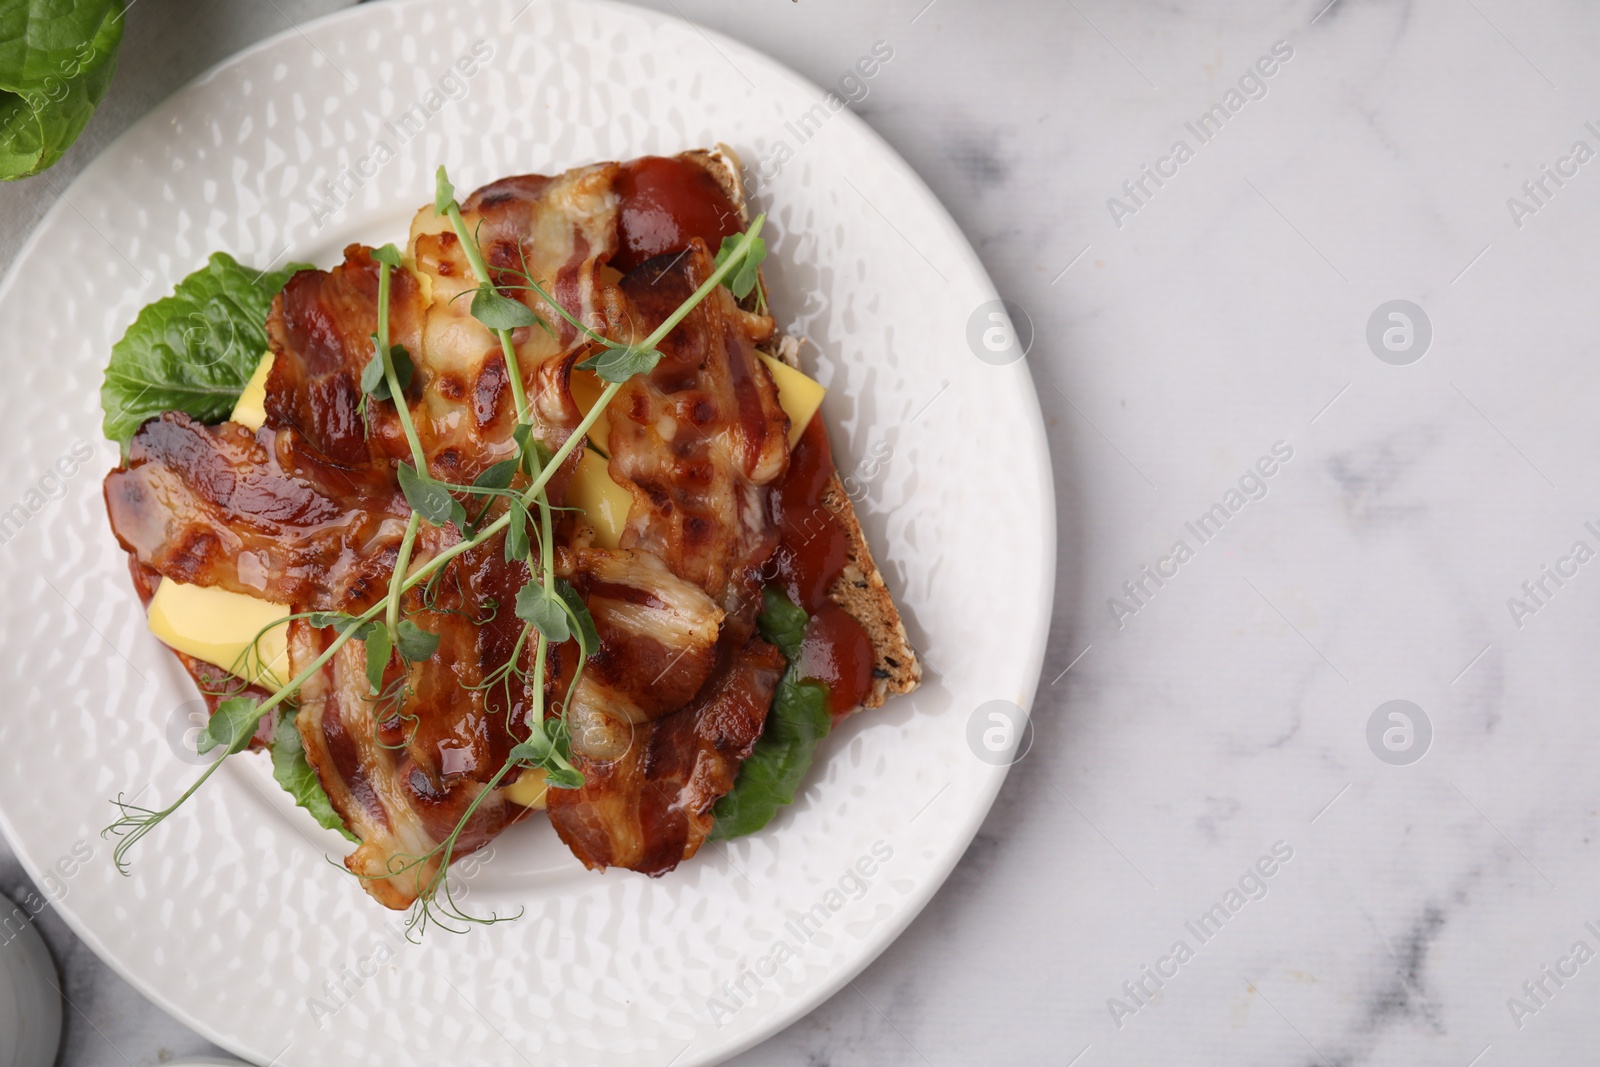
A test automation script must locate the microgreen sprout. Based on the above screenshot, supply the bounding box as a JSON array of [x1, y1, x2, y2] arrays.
[[436, 165, 540, 424], [715, 231, 768, 313]]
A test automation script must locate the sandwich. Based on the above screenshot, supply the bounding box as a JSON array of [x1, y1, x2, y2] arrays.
[[100, 147, 919, 920]]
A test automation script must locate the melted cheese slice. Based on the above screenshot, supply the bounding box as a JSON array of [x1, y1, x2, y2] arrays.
[[758, 353, 826, 447], [567, 449, 635, 550], [147, 580, 289, 687], [230, 350, 274, 433]]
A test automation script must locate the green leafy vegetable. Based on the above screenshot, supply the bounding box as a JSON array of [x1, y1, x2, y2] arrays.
[[575, 343, 664, 383], [470, 287, 538, 330], [0, 0, 118, 84], [395, 618, 439, 661], [543, 765, 583, 790], [473, 458, 518, 493], [271, 710, 357, 842], [757, 585, 809, 660], [714, 232, 767, 299], [361, 340, 414, 401], [504, 498, 531, 562], [711, 588, 830, 840], [100, 252, 310, 447], [0, 0, 125, 180], [515, 580, 571, 643], [511, 728, 582, 789], [513, 577, 598, 651], [557, 580, 599, 656], [196, 695, 263, 757], [508, 735, 552, 764], [397, 462, 464, 528], [308, 612, 376, 640], [363, 626, 392, 695]]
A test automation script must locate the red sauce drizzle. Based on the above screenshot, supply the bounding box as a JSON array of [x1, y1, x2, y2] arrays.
[[770, 419, 875, 717], [613, 156, 742, 272], [772, 418, 848, 612], [798, 602, 875, 720]]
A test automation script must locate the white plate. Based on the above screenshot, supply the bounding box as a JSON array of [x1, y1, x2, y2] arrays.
[[0, 2, 1053, 1064]]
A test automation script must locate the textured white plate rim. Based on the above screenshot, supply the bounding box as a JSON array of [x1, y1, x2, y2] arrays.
[[0, 2, 1056, 1064]]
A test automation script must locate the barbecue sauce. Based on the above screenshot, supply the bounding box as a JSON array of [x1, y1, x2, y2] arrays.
[[770, 419, 874, 718], [613, 156, 742, 273]]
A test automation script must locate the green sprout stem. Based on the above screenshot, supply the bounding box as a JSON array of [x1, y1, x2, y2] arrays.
[[528, 444, 555, 733], [444, 203, 531, 423], [375, 260, 428, 470], [386, 512, 421, 639], [375, 256, 429, 642]]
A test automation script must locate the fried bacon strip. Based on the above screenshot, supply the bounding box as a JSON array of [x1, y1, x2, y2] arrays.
[[548, 629, 785, 872], [105, 153, 796, 902], [103, 412, 408, 610], [561, 547, 726, 752], [603, 245, 790, 605], [546, 244, 792, 874]]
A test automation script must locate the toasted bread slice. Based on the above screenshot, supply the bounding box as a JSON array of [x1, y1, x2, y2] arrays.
[[694, 146, 921, 712]]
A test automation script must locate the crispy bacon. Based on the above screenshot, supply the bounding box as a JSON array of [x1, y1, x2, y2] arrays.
[[409, 162, 619, 480], [290, 533, 537, 908], [560, 546, 726, 756], [266, 246, 425, 469], [105, 153, 796, 904], [604, 244, 790, 606], [103, 412, 409, 609], [548, 630, 785, 873]]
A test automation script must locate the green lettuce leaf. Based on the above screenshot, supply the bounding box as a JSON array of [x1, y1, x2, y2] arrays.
[[755, 584, 808, 660], [271, 709, 357, 843], [0, 0, 124, 180], [100, 252, 310, 447], [710, 588, 832, 840], [0, 0, 123, 87]]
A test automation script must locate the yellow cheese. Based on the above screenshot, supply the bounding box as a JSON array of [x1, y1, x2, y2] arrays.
[[231, 351, 274, 433], [147, 579, 289, 688], [147, 352, 291, 685], [757, 352, 826, 446], [568, 368, 610, 449], [566, 448, 634, 549], [505, 768, 549, 809]]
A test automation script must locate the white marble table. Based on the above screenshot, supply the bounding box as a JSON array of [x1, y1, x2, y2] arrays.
[[5, 0, 1599, 1064]]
